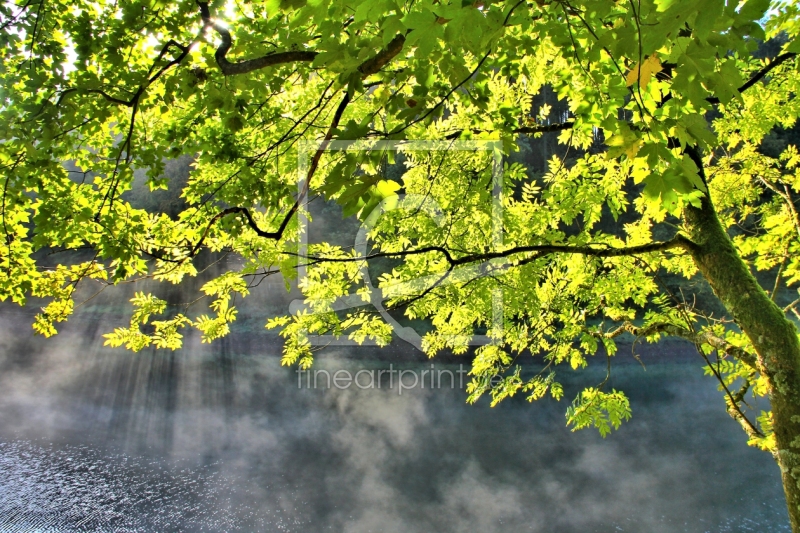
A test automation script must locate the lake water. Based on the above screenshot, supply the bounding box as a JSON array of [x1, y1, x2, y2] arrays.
[[0, 284, 791, 533]]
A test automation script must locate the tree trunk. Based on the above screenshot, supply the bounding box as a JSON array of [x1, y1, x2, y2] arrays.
[[683, 187, 800, 530]]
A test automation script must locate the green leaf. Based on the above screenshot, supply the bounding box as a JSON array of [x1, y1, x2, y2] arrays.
[[737, 0, 770, 22]]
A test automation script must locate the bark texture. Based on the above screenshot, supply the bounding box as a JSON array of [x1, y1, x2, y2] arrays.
[[684, 190, 800, 531]]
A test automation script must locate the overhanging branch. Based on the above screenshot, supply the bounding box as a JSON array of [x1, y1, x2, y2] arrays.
[[445, 120, 576, 140], [198, 1, 316, 75], [297, 233, 696, 269], [660, 51, 798, 107], [706, 52, 798, 105], [197, 1, 407, 77], [451, 233, 696, 265], [601, 321, 758, 369], [358, 33, 407, 76], [191, 91, 352, 251]]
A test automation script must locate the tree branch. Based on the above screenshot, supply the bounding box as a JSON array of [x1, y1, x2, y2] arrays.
[[358, 33, 406, 76], [661, 52, 798, 107], [445, 120, 576, 140], [56, 87, 134, 107], [297, 234, 695, 270], [389, 50, 492, 135], [513, 121, 577, 135], [57, 35, 197, 109], [198, 0, 316, 75], [601, 320, 758, 369], [455, 52, 797, 137], [193, 91, 351, 249], [706, 52, 797, 105], [698, 346, 764, 439], [197, 1, 407, 77], [449, 233, 696, 265]]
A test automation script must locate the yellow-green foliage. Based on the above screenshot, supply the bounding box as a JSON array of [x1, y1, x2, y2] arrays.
[[1, 0, 799, 444]]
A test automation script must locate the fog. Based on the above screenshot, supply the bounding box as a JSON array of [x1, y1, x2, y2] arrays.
[[0, 288, 790, 532], [0, 194, 790, 532]]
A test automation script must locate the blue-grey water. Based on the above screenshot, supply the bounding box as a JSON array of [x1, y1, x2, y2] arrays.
[[0, 267, 791, 532]]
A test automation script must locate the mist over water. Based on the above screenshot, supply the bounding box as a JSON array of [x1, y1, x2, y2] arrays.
[[0, 279, 791, 533], [0, 199, 790, 532]]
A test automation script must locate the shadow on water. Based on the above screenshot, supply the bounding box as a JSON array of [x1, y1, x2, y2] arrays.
[[0, 222, 791, 531]]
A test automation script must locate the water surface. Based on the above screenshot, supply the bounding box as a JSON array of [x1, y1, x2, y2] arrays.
[[0, 291, 790, 532]]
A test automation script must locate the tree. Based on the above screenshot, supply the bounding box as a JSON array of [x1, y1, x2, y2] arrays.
[[2, 0, 800, 526]]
